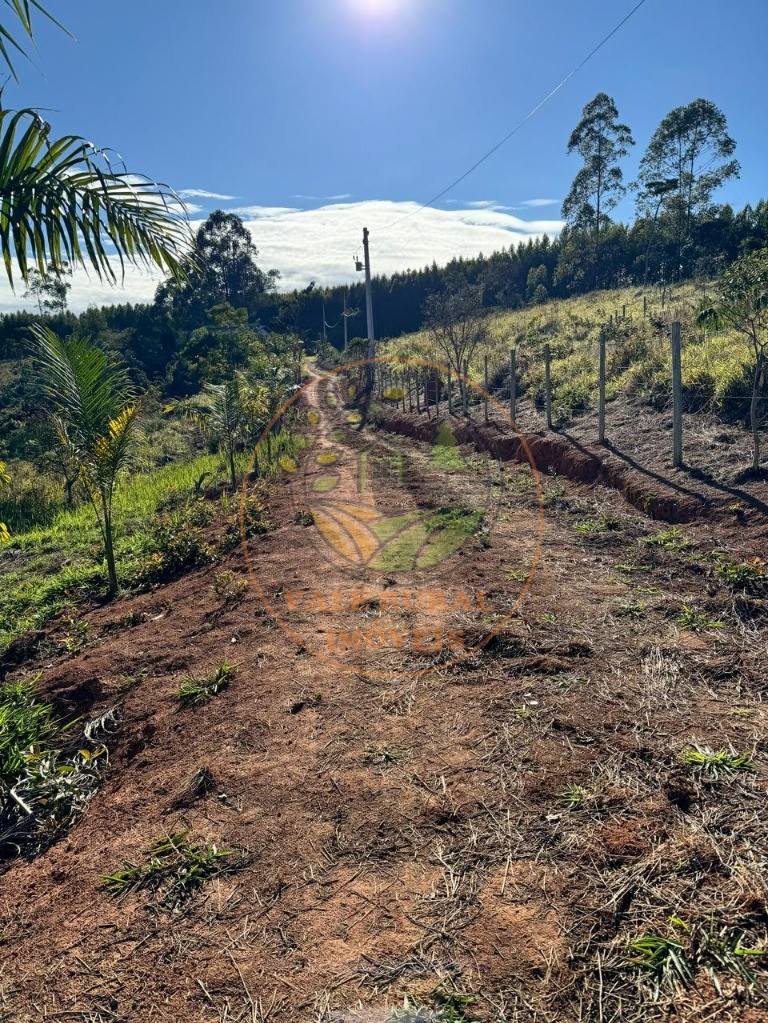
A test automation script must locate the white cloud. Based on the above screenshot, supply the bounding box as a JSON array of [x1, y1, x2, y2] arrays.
[[518, 198, 561, 208], [0, 199, 565, 313], [294, 193, 353, 201], [179, 188, 237, 201]]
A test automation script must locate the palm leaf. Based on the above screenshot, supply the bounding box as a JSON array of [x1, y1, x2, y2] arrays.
[[0, 0, 72, 81], [0, 107, 193, 287]]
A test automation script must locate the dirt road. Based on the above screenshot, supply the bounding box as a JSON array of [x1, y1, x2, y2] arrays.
[[2, 370, 766, 1022]]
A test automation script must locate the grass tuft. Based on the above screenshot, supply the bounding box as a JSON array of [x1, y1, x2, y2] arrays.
[[176, 660, 236, 705], [101, 831, 235, 911], [679, 744, 756, 781]]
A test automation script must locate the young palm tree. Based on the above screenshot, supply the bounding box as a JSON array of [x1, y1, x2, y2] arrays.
[[30, 326, 141, 595]]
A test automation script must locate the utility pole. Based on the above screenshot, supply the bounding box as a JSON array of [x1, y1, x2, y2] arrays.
[[356, 228, 376, 391]]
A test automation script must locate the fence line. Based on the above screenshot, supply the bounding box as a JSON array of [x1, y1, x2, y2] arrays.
[[369, 318, 754, 468]]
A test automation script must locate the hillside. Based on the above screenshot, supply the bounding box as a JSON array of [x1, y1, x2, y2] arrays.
[[1, 355, 767, 1022]]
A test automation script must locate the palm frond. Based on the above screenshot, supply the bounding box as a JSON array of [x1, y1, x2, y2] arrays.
[[29, 326, 135, 455], [0, 0, 72, 81], [0, 107, 193, 287]]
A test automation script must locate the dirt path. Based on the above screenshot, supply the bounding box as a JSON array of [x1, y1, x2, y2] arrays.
[[1, 375, 767, 1023]]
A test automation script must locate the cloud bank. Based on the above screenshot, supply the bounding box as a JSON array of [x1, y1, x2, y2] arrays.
[[0, 199, 564, 313]]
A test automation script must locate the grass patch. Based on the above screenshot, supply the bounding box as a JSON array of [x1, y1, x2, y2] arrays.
[[626, 917, 764, 996], [676, 604, 723, 632], [176, 660, 236, 705], [642, 527, 694, 552], [0, 679, 117, 858], [679, 744, 756, 781], [574, 512, 621, 535], [101, 832, 236, 912]]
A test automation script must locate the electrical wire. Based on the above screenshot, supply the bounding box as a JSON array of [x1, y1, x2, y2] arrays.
[[380, 0, 651, 233]]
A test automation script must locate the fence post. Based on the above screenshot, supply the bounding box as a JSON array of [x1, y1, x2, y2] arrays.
[[671, 321, 683, 467], [447, 371, 453, 416], [643, 295, 647, 318], [622, 304, 626, 320], [435, 371, 441, 416], [598, 329, 606, 445], [462, 359, 468, 416], [544, 343, 552, 429], [415, 370, 421, 414], [401, 374, 407, 412], [509, 348, 516, 425], [425, 371, 431, 419], [484, 354, 489, 424]]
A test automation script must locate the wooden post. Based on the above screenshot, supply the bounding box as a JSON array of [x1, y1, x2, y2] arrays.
[[407, 371, 413, 412], [462, 359, 468, 416], [622, 304, 626, 320], [447, 371, 453, 416], [415, 370, 421, 414], [425, 372, 431, 419], [483, 354, 489, 424], [509, 349, 516, 425], [401, 374, 406, 412], [435, 372, 440, 416], [598, 330, 606, 445], [643, 295, 647, 317], [544, 343, 552, 429], [671, 321, 683, 467]]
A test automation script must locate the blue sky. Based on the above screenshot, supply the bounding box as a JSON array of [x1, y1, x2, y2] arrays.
[[3, 0, 767, 310]]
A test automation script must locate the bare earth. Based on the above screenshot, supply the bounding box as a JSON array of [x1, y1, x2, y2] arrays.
[[1, 373, 767, 1023]]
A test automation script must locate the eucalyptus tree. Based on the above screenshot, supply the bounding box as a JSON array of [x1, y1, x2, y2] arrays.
[[698, 249, 768, 471], [30, 327, 141, 595], [637, 99, 739, 279], [562, 93, 634, 288]]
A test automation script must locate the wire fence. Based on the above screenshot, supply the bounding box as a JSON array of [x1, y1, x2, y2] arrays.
[[372, 316, 762, 470]]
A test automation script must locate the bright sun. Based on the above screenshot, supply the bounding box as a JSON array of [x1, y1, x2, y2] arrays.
[[362, 0, 401, 16]]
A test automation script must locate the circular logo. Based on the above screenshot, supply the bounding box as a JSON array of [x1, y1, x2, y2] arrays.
[[241, 357, 543, 679]]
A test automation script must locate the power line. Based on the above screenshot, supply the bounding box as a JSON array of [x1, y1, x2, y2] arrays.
[[381, 0, 651, 233]]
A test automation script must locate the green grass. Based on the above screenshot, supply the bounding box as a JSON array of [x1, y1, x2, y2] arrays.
[[382, 282, 755, 419], [557, 783, 586, 809], [626, 917, 764, 995], [0, 677, 60, 783], [574, 512, 621, 535], [101, 832, 235, 911], [679, 744, 756, 781], [676, 604, 723, 633], [641, 528, 694, 552], [0, 678, 114, 857], [176, 660, 236, 705]]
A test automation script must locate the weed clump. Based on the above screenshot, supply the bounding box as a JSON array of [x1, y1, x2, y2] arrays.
[[679, 744, 756, 781], [101, 832, 237, 912], [0, 679, 118, 858], [176, 660, 236, 705], [626, 916, 764, 996]]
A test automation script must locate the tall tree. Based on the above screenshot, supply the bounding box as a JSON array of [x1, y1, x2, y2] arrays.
[[157, 211, 280, 327], [562, 93, 634, 288], [23, 262, 72, 315], [637, 99, 740, 279]]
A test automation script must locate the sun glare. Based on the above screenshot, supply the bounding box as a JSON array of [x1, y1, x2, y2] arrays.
[[362, 0, 401, 17]]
